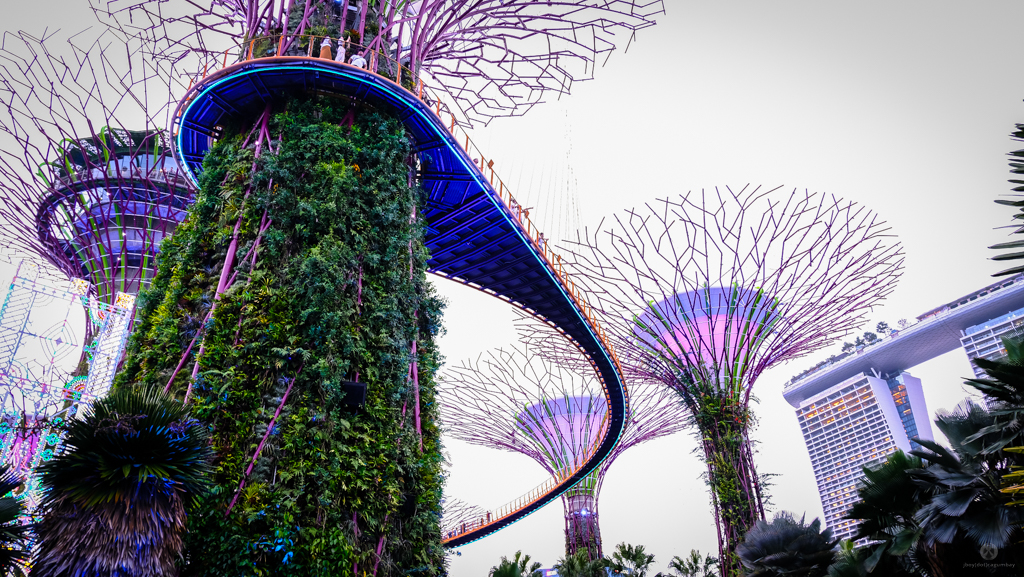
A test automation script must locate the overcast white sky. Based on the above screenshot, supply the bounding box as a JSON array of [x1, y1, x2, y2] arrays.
[[4, 1, 1024, 575]]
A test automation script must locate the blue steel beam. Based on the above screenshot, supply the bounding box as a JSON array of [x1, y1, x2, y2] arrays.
[[171, 57, 627, 548]]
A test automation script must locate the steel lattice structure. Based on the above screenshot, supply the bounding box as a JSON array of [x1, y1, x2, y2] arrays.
[[0, 261, 133, 511], [91, 0, 663, 124], [0, 29, 194, 305], [440, 326, 687, 559], [557, 185, 904, 575]]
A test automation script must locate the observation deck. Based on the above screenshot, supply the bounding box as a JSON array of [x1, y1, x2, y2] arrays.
[[34, 129, 192, 303], [783, 274, 1024, 407], [172, 39, 627, 548]]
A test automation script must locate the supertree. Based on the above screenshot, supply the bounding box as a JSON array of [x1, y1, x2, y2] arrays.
[[559, 185, 904, 576], [440, 332, 688, 560], [48, 0, 658, 571], [90, 0, 664, 123], [0, 28, 194, 307]]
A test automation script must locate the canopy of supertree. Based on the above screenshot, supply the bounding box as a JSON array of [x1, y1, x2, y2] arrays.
[[559, 184, 904, 576], [632, 286, 782, 392], [0, 29, 193, 304], [89, 0, 664, 124], [440, 330, 687, 560]]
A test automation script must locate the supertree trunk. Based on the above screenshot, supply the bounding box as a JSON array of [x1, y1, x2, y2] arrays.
[[690, 390, 763, 577], [562, 478, 603, 560], [114, 98, 445, 576]]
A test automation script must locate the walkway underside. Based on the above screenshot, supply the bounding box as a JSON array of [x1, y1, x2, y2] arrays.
[[173, 57, 627, 547]]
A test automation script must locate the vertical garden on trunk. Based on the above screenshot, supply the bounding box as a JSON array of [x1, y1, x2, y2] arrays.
[[114, 98, 446, 576]]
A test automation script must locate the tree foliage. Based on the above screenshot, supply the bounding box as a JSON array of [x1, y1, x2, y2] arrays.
[[114, 99, 446, 575], [490, 551, 542, 577], [661, 550, 717, 577], [0, 465, 29, 575], [839, 337, 1024, 575], [990, 123, 1024, 276], [555, 550, 608, 577], [832, 451, 926, 576], [735, 511, 836, 577], [607, 542, 655, 577], [33, 386, 213, 576]]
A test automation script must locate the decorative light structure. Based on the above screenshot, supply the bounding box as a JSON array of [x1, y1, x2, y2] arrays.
[[441, 336, 687, 559], [0, 262, 134, 510], [0, 29, 193, 306], [561, 185, 903, 576], [91, 0, 664, 123]]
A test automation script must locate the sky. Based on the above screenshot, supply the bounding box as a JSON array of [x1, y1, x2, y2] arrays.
[[2, 1, 1024, 575]]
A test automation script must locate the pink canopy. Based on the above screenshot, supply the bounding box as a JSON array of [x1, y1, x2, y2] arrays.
[[633, 287, 778, 371], [516, 395, 608, 472]]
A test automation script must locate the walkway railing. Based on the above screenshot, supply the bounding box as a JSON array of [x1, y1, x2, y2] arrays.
[[178, 33, 627, 544]]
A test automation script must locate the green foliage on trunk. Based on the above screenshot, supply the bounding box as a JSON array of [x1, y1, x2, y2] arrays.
[[115, 98, 446, 576], [686, 385, 764, 576]]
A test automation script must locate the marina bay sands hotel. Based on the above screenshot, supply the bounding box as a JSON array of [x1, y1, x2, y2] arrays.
[[783, 274, 1024, 541]]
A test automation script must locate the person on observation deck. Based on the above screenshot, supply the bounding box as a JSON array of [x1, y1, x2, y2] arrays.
[[319, 37, 333, 59], [350, 51, 367, 68], [335, 37, 348, 63]]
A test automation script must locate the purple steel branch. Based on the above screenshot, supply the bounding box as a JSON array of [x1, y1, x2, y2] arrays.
[[439, 323, 687, 554], [91, 0, 663, 124], [561, 185, 904, 405], [0, 29, 194, 302]]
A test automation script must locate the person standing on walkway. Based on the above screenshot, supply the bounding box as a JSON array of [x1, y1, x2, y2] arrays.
[[319, 37, 333, 59], [334, 37, 347, 63]]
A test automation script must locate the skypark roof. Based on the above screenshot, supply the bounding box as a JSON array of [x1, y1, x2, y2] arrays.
[[783, 274, 1024, 408]]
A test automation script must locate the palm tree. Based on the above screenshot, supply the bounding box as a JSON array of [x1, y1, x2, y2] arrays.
[[0, 464, 29, 575], [909, 401, 1024, 571], [735, 511, 836, 577], [835, 451, 927, 576], [555, 550, 608, 577], [990, 123, 1024, 277], [491, 551, 543, 577], [662, 550, 717, 577], [964, 336, 1024, 453], [608, 542, 655, 577], [33, 386, 213, 576]]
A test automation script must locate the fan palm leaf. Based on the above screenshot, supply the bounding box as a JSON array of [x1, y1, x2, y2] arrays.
[[32, 386, 213, 577], [490, 551, 543, 577], [735, 511, 836, 576], [0, 465, 29, 574], [555, 550, 608, 577]]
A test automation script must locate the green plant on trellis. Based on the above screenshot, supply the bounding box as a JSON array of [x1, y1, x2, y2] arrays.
[[114, 99, 446, 576]]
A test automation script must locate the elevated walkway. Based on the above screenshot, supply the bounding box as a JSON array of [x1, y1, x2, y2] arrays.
[[172, 44, 627, 548]]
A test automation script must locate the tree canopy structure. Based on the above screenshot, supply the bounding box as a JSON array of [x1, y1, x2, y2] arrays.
[[90, 0, 663, 124], [440, 329, 687, 560], [0, 29, 192, 304], [560, 185, 903, 576]]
